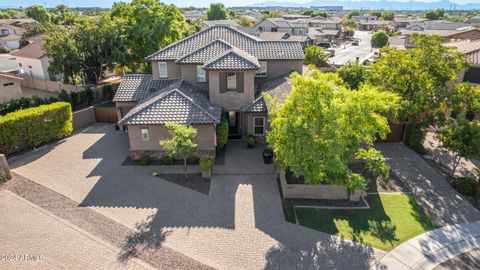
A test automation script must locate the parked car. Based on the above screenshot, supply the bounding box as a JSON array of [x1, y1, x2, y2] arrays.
[[325, 48, 335, 57], [351, 40, 359, 46], [318, 42, 332, 48]]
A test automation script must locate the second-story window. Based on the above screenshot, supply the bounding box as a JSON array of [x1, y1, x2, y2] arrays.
[[141, 128, 149, 142], [197, 65, 206, 82], [158, 62, 168, 78], [271, 27, 278, 32], [255, 61, 267, 77], [227, 72, 236, 91]]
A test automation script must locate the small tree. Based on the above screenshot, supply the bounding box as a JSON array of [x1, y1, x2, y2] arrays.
[[216, 117, 229, 149], [304, 45, 329, 67], [439, 116, 480, 179], [344, 27, 355, 38], [160, 123, 198, 179], [371, 30, 389, 49], [206, 3, 229, 20]]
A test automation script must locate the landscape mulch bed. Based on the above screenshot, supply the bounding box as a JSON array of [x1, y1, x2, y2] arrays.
[[284, 198, 369, 208], [122, 146, 226, 166], [155, 173, 210, 195]]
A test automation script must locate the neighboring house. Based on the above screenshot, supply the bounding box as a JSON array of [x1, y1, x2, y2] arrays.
[[308, 17, 342, 30], [282, 14, 310, 20], [308, 28, 341, 43], [257, 18, 309, 35], [0, 72, 22, 103], [394, 18, 428, 28], [351, 14, 377, 22], [0, 19, 37, 50], [258, 31, 314, 48], [444, 39, 480, 84], [202, 20, 240, 30], [402, 28, 480, 48], [358, 20, 394, 31], [114, 25, 304, 159], [406, 20, 471, 31], [9, 37, 53, 81], [182, 10, 205, 21]]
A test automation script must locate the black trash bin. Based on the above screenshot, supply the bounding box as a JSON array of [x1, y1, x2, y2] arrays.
[[263, 149, 273, 164]]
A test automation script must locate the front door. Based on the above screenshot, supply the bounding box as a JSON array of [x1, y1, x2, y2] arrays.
[[226, 111, 241, 139]]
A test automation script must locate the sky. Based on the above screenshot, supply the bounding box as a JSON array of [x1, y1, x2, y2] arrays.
[[1, 0, 480, 8]]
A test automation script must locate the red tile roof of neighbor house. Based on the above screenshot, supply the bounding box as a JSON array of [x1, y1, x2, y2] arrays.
[[10, 39, 46, 59]]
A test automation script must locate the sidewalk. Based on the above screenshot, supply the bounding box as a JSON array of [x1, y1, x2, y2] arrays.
[[373, 221, 480, 270], [376, 143, 480, 226]]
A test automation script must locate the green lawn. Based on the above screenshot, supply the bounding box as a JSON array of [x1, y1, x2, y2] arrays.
[[295, 194, 436, 251]]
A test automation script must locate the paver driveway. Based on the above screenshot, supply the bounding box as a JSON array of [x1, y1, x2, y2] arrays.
[[9, 124, 384, 270]]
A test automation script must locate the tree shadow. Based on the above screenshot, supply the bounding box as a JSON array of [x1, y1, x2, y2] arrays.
[[118, 213, 171, 262]]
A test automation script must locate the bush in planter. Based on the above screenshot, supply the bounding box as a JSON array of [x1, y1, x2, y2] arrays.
[[138, 155, 151, 165], [162, 155, 174, 165], [242, 135, 255, 147], [284, 203, 296, 223], [187, 155, 199, 165], [199, 154, 215, 172], [216, 117, 228, 149], [452, 176, 478, 197], [355, 148, 390, 181]]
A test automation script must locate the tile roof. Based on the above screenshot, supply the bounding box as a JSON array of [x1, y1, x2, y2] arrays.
[[203, 47, 260, 70], [10, 39, 46, 59], [113, 74, 178, 102], [258, 32, 289, 41], [145, 26, 304, 61], [202, 20, 240, 28], [118, 81, 221, 125], [176, 39, 232, 64], [444, 40, 480, 65], [402, 28, 479, 38], [243, 72, 294, 113]]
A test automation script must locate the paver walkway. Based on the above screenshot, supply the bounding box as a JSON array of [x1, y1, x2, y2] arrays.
[[0, 190, 153, 270], [373, 221, 480, 270], [376, 143, 480, 226], [7, 124, 385, 269]]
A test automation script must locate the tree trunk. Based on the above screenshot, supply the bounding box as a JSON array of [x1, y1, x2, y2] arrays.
[[450, 154, 462, 180], [184, 157, 188, 180]]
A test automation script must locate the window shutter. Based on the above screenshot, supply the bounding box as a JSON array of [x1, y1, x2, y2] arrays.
[[236, 72, 244, 93], [219, 72, 227, 93]]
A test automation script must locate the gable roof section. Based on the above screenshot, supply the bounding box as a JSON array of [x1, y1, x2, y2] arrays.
[[118, 81, 221, 125], [113, 74, 178, 102], [243, 72, 294, 113], [203, 47, 260, 70], [176, 39, 232, 64], [444, 40, 480, 65], [145, 26, 304, 61], [10, 39, 46, 59]]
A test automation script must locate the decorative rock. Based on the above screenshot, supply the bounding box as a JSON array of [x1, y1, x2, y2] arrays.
[[423, 154, 434, 160], [151, 172, 159, 177]]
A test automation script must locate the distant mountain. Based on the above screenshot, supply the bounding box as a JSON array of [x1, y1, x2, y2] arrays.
[[249, 0, 480, 10]]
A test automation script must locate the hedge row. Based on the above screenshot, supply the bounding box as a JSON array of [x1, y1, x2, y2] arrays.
[[0, 102, 73, 155]]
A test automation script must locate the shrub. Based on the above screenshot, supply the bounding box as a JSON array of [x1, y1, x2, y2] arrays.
[[199, 154, 215, 171], [405, 123, 427, 154], [138, 155, 151, 165], [103, 85, 113, 100], [304, 45, 329, 67], [216, 117, 228, 149], [70, 92, 79, 109], [284, 203, 296, 223], [162, 155, 174, 165], [85, 88, 94, 105], [242, 135, 255, 147], [452, 177, 478, 197], [58, 90, 71, 103], [186, 155, 199, 165], [355, 148, 390, 180], [0, 45, 10, 54], [0, 102, 73, 155]]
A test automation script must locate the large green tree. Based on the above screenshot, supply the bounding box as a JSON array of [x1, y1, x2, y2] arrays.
[[337, 61, 367, 90], [160, 123, 198, 179], [206, 3, 229, 20], [111, 0, 189, 67], [371, 30, 389, 49], [265, 69, 399, 189], [25, 5, 50, 23], [44, 15, 126, 85], [304, 45, 329, 67]]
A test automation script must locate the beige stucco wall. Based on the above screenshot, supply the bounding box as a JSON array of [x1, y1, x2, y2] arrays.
[[243, 112, 269, 136], [115, 101, 138, 122], [0, 77, 22, 103], [449, 30, 480, 42], [15, 56, 50, 80], [151, 61, 181, 80], [209, 70, 255, 111], [180, 64, 209, 90], [262, 60, 303, 80], [128, 124, 216, 153]]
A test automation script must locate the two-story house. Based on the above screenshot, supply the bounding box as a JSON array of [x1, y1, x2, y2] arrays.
[[114, 26, 304, 159]]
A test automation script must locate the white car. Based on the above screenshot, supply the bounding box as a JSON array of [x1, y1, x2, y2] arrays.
[[325, 48, 335, 57]]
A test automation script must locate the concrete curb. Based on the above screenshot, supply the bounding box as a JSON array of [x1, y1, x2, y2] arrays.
[[372, 220, 480, 270]]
